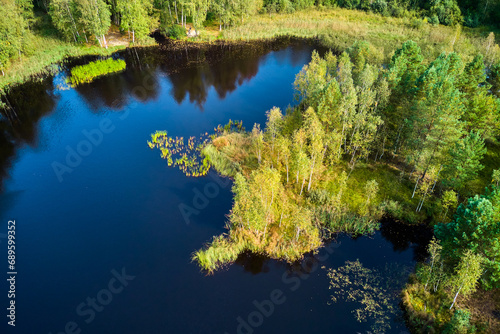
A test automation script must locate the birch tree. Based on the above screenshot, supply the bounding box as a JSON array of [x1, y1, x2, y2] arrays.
[[303, 107, 325, 192], [448, 250, 483, 309], [251, 123, 264, 164], [76, 0, 111, 47], [117, 0, 152, 43], [49, 0, 81, 42]]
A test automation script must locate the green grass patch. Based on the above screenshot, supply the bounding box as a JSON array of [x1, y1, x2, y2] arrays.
[[221, 8, 499, 63], [69, 58, 126, 86]]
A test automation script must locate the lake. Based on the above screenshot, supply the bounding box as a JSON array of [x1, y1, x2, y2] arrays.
[[0, 38, 431, 334]]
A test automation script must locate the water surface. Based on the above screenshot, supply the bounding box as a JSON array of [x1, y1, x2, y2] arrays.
[[0, 39, 430, 334]]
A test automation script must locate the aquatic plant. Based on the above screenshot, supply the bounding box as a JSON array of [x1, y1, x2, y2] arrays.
[[147, 120, 243, 178], [192, 235, 248, 274], [69, 58, 126, 86], [328, 260, 412, 334]]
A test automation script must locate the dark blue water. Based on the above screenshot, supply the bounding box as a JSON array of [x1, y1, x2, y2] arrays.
[[0, 39, 430, 334]]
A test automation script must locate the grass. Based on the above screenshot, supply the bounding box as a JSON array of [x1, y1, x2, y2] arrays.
[[401, 277, 453, 332], [69, 58, 126, 85], [0, 33, 126, 93], [192, 235, 247, 274], [219, 7, 499, 63]]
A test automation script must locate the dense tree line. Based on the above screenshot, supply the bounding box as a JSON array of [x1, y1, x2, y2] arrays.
[[0, 0, 33, 75], [1, 0, 500, 75], [261, 0, 500, 27]]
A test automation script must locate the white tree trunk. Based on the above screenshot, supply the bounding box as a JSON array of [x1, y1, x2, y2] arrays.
[[450, 285, 463, 309]]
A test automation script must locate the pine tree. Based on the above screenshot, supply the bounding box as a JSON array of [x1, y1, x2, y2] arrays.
[[435, 191, 500, 288], [444, 131, 487, 191]]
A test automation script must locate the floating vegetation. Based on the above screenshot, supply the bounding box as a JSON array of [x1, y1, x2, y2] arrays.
[[69, 58, 126, 86], [328, 260, 412, 334], [148, 120, 244, 177]]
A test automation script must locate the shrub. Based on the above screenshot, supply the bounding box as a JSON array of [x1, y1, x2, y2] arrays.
[[410, 18, 425, 30], [371, 0, 387, 15], [339, 0, 360, 10], [308, 188, 331, 205], [443, 309, 476, 334], [382, 200, 404, 219], [428, 14, 439, 25], [463, 10, 480, 28], [165, 25, 186, 40], [429, 0, 462, 26]]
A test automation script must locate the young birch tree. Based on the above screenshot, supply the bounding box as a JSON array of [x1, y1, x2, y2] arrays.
[[448, 250, 483, 309]]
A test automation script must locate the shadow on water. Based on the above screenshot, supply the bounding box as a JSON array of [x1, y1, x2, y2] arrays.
[[69, 37, 325, 111], [234, 218, 434, 275], [0, 37, 324, 190], [379, 217, 434, 262], [0, 78, 57, 189]]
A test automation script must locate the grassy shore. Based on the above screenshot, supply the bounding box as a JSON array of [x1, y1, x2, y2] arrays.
[[217, 8, 499, 63], [0, 33, 127, 93], [2, 7, 499, 93]]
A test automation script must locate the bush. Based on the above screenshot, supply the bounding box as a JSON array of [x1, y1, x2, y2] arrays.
[[382, 200, 404, 219], [165, 25, 186, 40], [428, 14, 439, 25], [308, 188, 331, 205], [339, 0, 360, 10], [443, 309, 476, 334], [463, 10, 480, 28], [410, 18, 425, 30], [371, 0, 388, 15], [429, 0, 462, 26], [387, 2, 405, 18]]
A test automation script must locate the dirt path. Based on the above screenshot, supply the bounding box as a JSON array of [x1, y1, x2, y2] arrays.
[[106, 24, 130, 47]]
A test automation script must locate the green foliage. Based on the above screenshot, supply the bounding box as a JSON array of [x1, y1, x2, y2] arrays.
[[164, 24, 186, 39], [202, 144, 240, 177], [117, 0, 153, 42], [448, 250, 484, 309], [76, 0, 112, 47], [49, 0, 80, 42], [429, 0, 463, 26], [435, 190, 500, 288], [493, 169, 500, 187], [443, 309, 476, 334], [489, 60, 500, 98], [69, 58, 126, 85], [443, 131, 487, 191], [0, 0, 32, 72], [191, 235, 247, 273]]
